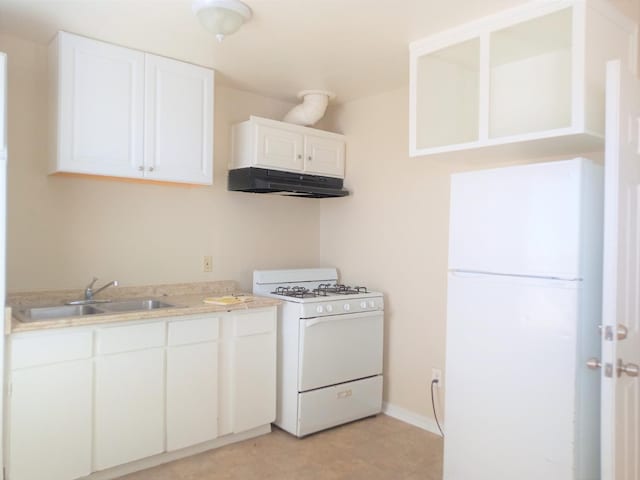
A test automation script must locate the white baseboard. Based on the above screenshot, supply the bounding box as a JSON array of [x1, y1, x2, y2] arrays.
[[83, 424, 272, 480], [382, 402, 443, 437]]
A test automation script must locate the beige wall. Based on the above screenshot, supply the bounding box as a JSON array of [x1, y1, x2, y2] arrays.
[[1, 33, 321, 292], [318, 87, 562, 422]]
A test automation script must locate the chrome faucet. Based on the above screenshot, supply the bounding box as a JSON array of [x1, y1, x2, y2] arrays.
[[66, 277, 119, 305], [84, 277, 119, 301]]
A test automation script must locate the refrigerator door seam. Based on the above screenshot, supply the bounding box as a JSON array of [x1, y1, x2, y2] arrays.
[[449, 269, 583, 282]]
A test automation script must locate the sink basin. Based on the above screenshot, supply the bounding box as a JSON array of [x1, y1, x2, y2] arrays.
[[98, 299, 175, 313], [14, 298, 177, 323], [15, 304, 103, 323]]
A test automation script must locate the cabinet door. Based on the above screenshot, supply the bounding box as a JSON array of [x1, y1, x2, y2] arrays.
[[232, 333, 276, 433], [166, 342, 218, 451], [9, 360, 92, 480], [303, 134, 345, 178], [94, 348, 165, 470], [57, 32, 144, 177], [231, 309, 277, 433], [144, 54, 214, 185], [256, 125, 304, 172]]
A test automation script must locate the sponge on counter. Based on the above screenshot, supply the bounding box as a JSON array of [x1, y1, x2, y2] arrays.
[[202, 295, 254, 305]]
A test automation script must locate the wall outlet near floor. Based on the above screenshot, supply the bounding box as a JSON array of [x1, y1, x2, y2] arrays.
[[431, 368, 443, 387], [203, 255, 213, 273]]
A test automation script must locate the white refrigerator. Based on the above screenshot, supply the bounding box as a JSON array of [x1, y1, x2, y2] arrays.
[[0, 51, 7, 471], [443, 158, 603, 480]]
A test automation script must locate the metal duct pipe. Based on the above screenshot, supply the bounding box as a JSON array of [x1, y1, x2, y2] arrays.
[[283, 90, 335, 126]]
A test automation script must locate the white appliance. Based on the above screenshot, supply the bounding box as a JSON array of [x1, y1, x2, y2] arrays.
[[253, 268, 384, 437], [443, 158, 603, 480], [0, 51, 7, 469]]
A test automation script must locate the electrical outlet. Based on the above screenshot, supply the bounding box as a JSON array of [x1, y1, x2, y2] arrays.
[[203, 256, 212, 273], [431, 368, 443, 387]]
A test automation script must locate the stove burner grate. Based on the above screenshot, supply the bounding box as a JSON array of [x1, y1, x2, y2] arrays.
[[271, 284, 369, 299], [271, 286, 317, 298], [314, 283, 368, 296]]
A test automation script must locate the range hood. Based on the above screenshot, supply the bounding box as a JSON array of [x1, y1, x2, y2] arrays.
[[227, 168, 349, 198]]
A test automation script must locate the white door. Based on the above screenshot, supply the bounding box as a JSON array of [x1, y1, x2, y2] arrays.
[[57, 32, 144, 177], [256, 125, 304, 172], [303, 134, 345, 178], [601, 59, 640, 480], [94, 348, 165, 470], [298, 311, 383, 392], [144, 54, 213, 185], [9, 361, 93, 480]]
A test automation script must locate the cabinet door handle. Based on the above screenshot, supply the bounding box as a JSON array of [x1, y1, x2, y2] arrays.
[[148, 166, 155, 172], [138, 166, 144, 171], [307, 156, 312, 161], [297, 154, 302, 160]]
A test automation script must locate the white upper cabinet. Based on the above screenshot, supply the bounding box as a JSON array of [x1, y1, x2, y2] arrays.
[[50, 32, 214, 185], [409, 0, 637, 159], [231, 116, 345, 179], [1, 52, 6, 160], [51, 32, 145, 178], [255, 124, 304, 171], [144, 54, 213, 184], [304, 134, 345, 177]]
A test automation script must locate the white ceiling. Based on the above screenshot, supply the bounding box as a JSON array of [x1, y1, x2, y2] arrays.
[[0, 0, 564, 104]]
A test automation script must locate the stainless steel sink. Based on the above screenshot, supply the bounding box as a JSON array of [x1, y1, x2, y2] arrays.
[[14, 298, 177, 323], [15, 304, 103, 323], [99, 299, 175, 313]]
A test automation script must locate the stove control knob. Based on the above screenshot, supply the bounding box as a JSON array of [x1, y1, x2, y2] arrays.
[[316, 305, 324, 314], [360, 301, 368, 309], [343, 303, 351, 312], [326, 305, 333, 313], [369, 300, 376, 308]]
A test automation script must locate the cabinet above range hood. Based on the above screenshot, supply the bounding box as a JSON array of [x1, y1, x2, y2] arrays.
[[228, 116, 348, 199], [228, 167, 349, 198]]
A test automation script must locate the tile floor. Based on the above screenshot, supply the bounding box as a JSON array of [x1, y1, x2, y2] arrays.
[[119, 415, 443, 480]]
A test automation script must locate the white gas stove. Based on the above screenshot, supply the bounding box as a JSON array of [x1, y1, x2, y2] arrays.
[[254, 268, 383, 319], [253, 268, 384, 437]]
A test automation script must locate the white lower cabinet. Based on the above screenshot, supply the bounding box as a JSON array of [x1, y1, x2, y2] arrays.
[[93, 322, 166, 470], [8, 329, 94, 480], [9, 360, 93, 480], [166, 315, 219, 451], [94, 348, 165, 470], [230, 309, 277, 434], [7, 306, 277, 479]]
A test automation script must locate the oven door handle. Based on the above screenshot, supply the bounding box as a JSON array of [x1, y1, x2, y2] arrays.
[[305, 310, 382, 327]]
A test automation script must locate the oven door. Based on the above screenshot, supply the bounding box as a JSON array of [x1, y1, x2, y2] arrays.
[[298, 310, 383, 392]]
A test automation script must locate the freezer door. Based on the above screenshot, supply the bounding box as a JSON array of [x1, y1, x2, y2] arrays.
[[298, 311, 383, 392], [449, 158, 602, 279], [443, 272, 596, 480]]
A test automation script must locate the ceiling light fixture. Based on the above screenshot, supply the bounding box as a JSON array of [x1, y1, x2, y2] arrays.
[[192, 0, 252, 43]]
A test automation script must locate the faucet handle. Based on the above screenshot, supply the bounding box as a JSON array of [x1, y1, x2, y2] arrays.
[[85, 277, 98, 290]]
